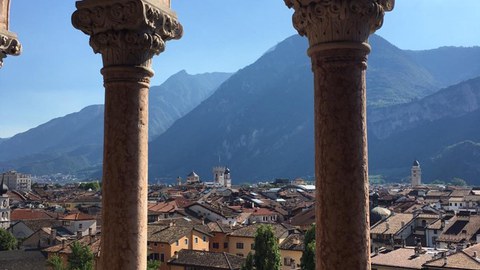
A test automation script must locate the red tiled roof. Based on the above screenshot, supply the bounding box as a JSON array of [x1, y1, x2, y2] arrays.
[[60, 212, 95, 221], [10, 209, 57, 221]]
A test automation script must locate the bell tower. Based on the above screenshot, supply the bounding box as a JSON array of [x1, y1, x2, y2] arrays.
[[411, 160, 421, 187], [0, 175, 10, 230]]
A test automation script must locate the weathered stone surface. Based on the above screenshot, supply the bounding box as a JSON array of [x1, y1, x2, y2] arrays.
[[285, 1, 393, 269], [72, 1, 182, 269], [0, 0, 21, 68]]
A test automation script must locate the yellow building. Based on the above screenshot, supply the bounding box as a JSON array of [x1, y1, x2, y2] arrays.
[[279, 233, 304, 270], [228, 223, 291, 257], [148, 224, 212, 270]]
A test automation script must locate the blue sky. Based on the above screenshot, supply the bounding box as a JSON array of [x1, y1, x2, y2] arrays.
[[1, 0, 480, 138]]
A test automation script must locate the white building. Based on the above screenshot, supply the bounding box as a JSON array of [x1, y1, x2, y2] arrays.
[[411, 160, 421, 187], [2, 170, 31, 192], [186, 171, 200, 185]]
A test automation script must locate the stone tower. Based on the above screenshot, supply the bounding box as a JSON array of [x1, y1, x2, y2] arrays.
[[224, 167, 231, 188], [411, 160, 421, 186], [0, 175, 10, 230], [213, 166, 225, 187]]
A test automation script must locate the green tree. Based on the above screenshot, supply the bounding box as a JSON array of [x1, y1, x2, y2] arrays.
[[254, 225, 281, 270], [47, 254, 66, 270], [0, 228, 17, 251], [450, 177, 467, 186], [301, 224, 315, 270], [67, 241, 94, 270], [147, 259, 160, 270], [241, 252, 254, 270]]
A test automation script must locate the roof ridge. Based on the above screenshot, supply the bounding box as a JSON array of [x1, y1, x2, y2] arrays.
[[223, 252, 233, 270]]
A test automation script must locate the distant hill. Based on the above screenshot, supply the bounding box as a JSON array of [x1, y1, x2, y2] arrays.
[[0, 71, 230, 176]]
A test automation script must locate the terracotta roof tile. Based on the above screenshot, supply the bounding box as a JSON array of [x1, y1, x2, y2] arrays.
[[370, 213, 414, 235], [423, 251, 480, 269], [371, 248, 434, 269], [168, 250, 245, 270], [10, 209, 57, 221]]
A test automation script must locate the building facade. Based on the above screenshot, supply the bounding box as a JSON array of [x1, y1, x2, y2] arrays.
[[0, 176, 10, 230], [2, 170, 31, 191]]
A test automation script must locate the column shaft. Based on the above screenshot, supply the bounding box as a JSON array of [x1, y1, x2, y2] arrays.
[[72, 1, 182, 269], [311, 45, 370, 269], [100, 66, 152, 270], [284, 1, 394, 269]]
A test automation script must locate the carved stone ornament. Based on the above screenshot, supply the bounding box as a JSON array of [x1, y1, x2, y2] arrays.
[[0, 29, 21, 68], [284, 0, 394, 47], [72, 0, 182, 67]]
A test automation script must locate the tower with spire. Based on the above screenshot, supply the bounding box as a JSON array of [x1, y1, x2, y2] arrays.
[[411, 160, 422, 186], [0, 175, 10, 230]]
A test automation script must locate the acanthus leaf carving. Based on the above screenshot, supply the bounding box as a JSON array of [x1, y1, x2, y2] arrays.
[[285, 0, 394, 47], [0, 29, 21, 68], [72, 0, 182, 67]]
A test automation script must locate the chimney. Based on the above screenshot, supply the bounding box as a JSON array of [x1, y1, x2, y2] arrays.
[[62, 239, 66, 249], [386, 223, 390, 230], [50, 228, 57, 242], [77, 230, 82, 239], [401, 221, 405, 227], [292, 238, 300, 245], [288, 229, 295, 235], [443, 256, 448, 265], [474, 251, 478, 259]]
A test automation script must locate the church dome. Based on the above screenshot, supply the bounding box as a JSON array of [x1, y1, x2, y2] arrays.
[[413, 160, 420, 166], [187, 171, 199, 177]]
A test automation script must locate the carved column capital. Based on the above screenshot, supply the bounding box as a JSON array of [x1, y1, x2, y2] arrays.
[[285, 0, 394, 48], [0, 29, 21, 68], [72, 0, 182, 68]]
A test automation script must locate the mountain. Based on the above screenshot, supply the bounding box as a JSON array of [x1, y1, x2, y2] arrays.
[[406, 46, 480, 88], [0, 71, 230, 175], [369, 77, 480, 139], [149, 35, 480, 184], [150, 70, 232, 140], [149, 35, 314, 182], [368, 107, 480, 184], [366, 35, 438, 107]]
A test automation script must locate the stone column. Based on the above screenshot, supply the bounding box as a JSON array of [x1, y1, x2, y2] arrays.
[[72, 1, 182, 269], [284, 1, 393, 269]]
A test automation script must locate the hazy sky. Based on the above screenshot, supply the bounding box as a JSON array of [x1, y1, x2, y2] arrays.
[[1, 0, 480, 138]]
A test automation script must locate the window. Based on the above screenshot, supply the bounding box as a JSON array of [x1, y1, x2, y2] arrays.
[[195, 237, 198, 244], [434, 229, 437, 234], [185, 239, 188, 245], [237, 253, 244, 257], [236, 243, 244, 249], [203, 236, 207, 242], [284, 257, 291, 266], [152, 253, 159, 260], [224, 242, 228, 249], [251, 243, 254, 249], [160, 253, 165, 262], [213, 242, 220, 249], [79, 223, 83, 229], [176, 240, 179, 246]]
